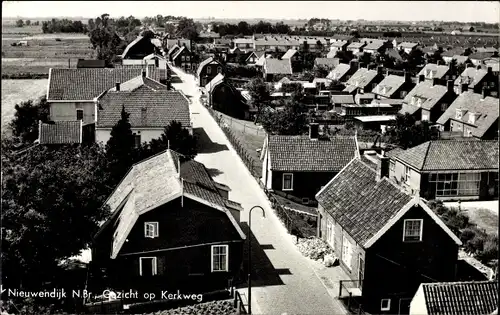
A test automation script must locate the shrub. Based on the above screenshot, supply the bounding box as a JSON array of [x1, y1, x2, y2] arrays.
[[461, 226, 488, 255], [296, 237, 333, 261], [55, 38, 61, 41], [476, 234, 499, 264]]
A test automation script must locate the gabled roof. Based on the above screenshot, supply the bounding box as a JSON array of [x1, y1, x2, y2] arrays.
[[47, 67, 163, 101], [196, 57, 222, 78], [326, 50, 337, 59], [344, 68, 379, 90], [205, 73, 225, 93], [172, 45, 189, 61], [348, 42, 366, 49], [403, 81, 450, 111], [454, 68, 488, 88], [97, 79, 190, 128], [264, 58, 292, 75], [316, 158, 462, 247], [364, 41, 385, 51], [419, 281, 498, 315], [442, 48, 465, 58], [399, 42, 418, 48], [121, 36, 144, 58], [315, 58, 340, 68], [418, 63, 450, 79], [105, 149, 246, 259], [386, 48, 404, 62], [38, 121, 82, 144], [436, 91, 499, 138], [330, 40, 348, 48], [373, 75, 406, 98], [452, 55, 470, 64], [469, 51, 497, 61], [327, 63, 351, 80], [267, 135, 357, 172], [390, 140, 498, 171], [281, 49, 298, 59], [167, 44, 181, 57]]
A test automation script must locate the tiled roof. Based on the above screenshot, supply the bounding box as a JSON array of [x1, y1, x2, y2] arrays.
[[364, 41, 385, 51], [418, 63, 450, 79], [344, 68, 379, 89], [168, 44, 180, 57], [315, 58, 340, 68], [386, 48, 404, 62], [48, 66, 163, 101], [403, 81, 449, 111], [436, 91, 499, 138], [348, 42, 365, 49], [282, 49, 298, 59], [442, 48, 465, 58], [326, 51, 337, 58], [172, 46, 187, 61], [264, 58, 292, 75], [267, 135, 357, 172], [421, 281, 498, 315], [469, 52, 496, 61], [373, 75, 406, 98], [399, 103, 420, 115], [106, 149, 244, 258], [330, 40, 348, 48], [97, 83, 190, 128], [332, 94, 355, 104], [316, 158, 413, 246], [390, 140, 499, 171], [327, 63, 351, 80], [39, 121, 82, 144], [399, 42, 418, 48], [454, 68, 488, 88]]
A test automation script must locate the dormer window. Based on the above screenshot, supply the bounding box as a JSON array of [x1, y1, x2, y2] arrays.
[[355, 81, 359, 87], [456, 109, 463, 120], [411, 96, 416, 105], [383, 87, 387, 94], [468, 113, 476, 124], [417, 98, 422, 107]]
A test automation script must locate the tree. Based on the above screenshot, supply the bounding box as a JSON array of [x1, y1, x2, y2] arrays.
[[9, 96, 50, 144], [88, 13, 123, 66], [105, 106, 136, 186], [15, 19, 24, 27], [260, 96, 308, 135], [386, 113, 440, 149], [177, 17, 198, 40], [245, 77, 271, 123], [1, 141, 111, 289], [407, 48, 425, 70], [142, 121, 198, 160], [237, 21, 250, 35], [25, 20, 31, 26]]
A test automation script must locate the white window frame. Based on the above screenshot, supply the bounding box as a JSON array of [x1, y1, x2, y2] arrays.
[[139, 257, 157, 276], [282, 173, 294, 191], [468, 113, 476, 124], [144, 222, 159, 238], [341, 234, 353, 270], [411, 96, 415, 105], [186, 56, 190, 61], [76, 108, 84, 120], [403, 219, 423, 242], [211, 244, 229, 272], [326, 219, 335, 248], [422, 112, 429, 121], [390, 161, 395, 173], [404, 165, 411, 183], [381, 299, 391, 311]]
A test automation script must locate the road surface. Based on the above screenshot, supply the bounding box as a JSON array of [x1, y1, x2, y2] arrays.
[[170, 68, 346, 315]]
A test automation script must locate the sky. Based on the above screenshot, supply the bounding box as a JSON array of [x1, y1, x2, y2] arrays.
[[2, 1, 499, 23]]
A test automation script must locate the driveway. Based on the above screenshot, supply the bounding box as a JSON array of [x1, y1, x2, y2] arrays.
[[170, 67, 347, 315]]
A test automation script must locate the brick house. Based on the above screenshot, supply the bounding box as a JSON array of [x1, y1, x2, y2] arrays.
[[316, 157, 462, 315], [436, 90, 499, 140], [260, 124, 358, 204], [262, 58, 293, 82], [399, 78, 457, 123], [204, 74, 248, 119], [91, 149, 245, 296], [326, 60, 359, 83], [196, 57, 225, 87], [454, 66, 498, 96], [417, 63, 453, 86], [171, 46, 195, 72], [387, 140, 499, 201]]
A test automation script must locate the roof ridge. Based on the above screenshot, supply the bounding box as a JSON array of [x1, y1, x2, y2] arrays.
[[424, 280, 498, 286]]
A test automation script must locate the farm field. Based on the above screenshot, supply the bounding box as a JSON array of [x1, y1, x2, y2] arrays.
[[1, 79, 48, 135]]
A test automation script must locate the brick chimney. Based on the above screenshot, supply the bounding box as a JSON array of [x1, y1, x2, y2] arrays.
[[309, 123, 319, 141], [432, 78, 439, 86], [482, 87, 488, 99], [461, 83, 468, 94], [115, 82, 120, 91], [419, 74, 425, 83], [487, 66, 493, 74], [403, 69, 411, 83], [447, 80, 454, 93], [376, 156, 391, 181], [142, 70, 146, 78]]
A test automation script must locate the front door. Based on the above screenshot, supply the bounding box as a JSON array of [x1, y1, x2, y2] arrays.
[[140, 257, 157, 277]]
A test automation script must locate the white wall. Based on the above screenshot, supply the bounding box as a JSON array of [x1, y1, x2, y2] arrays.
[[96, 128, 164, 146], [49, 101, 95, 125], [390, 160, 422, 193], [409, 285, 428, 315]]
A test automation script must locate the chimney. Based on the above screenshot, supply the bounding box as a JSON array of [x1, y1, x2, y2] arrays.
[[377, 66, 383, 76], [142, 70, 146, 78], [419, 74, 425, 83], [487, 66, 492, 74], [404, 69, 411, 83], [447, 80, 454, 93], [115, 82, 120, 91], [461, 83, 468, 94], [476, 65, 481, 70], [349, 60, 358, 71], [376, 156, 391, 181], [432, 78, 439, 86], [482, 87, 488, 99], [309, 123, 319, 141], [386, 69, 390, 77], [166, 78, 172, 90], [437, 60, 442, 66], [141, 107, 147, 124]]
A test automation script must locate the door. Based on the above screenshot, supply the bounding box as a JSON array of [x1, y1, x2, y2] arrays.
[[140, 257, 157, 277], [398, 298, 412, 315]]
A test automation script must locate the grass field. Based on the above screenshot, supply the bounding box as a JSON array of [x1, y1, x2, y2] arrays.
[[1, 79, 48, 135]]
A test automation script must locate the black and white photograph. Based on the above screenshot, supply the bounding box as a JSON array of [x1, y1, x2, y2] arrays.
[[1, 1, 499, 314]]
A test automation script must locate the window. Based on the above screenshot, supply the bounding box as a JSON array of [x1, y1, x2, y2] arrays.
[[341, 235, 352, 270], [456, 109, 463, 119], [400, 91, 408, 98], [403, 219, 423, 242], [207, 66, 212, 74], [381, 299, 391, 311], [417, 98, 422, 107], [133, 133, 141, 149], [144, 222, 159, 238], [465, 128, 473, 137], [282, 173, 293, 191], [76, 109, 84, 120], [217, 66, 222, 73], [404, 165, 411, 183], [422, 112, 429, 121], [186, 56, 190, 61], [441, 103, 448, 111], [211, 245, 228, 272], [326, 219, 335, 248], [139, 257, 157, 276], [429, 172, 481, 197], [181, 56, 185, 61], [390, 161, 395, 172], [468, 113, 476, 124]]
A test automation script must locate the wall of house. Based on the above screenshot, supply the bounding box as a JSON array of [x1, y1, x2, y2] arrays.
[[173, 50, 194, 71], [409, 286, 428, 315], [271, 170, 336, 200], [198, 63, 224, 86], [125, 38, 156, 59], [211, 83, 246, 119], [390, 160, 422, 194], [49, 101, 95, 124], [362, 205, 459, 314], [96, 128, 164, 146]]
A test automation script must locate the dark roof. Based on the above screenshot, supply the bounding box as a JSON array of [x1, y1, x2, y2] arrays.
[[316, 158, 413, 246], [39, 121, 82, 144], [403, 81, 449, 111], [196, 57, 222, 78], [421, 281, 498, 315], [267, 135, 357, 172], [436, 91, 499, 138], [97, 80, 190, 128], [390, 140, 498, 171], [48, 66, 164, 101], [168, 44, 180, 57], [76, 59, 106, 68], [264, 58, 293, 75]]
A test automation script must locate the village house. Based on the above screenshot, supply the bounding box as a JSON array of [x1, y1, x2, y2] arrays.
[[468, 51, 499, 66], [398, 42, 419, 54], [451, 55, 470, 65], [343, 66, 385, 95], [121, 36, 163, 63], [196, 57, 225, 87], [329, 40, 349, 55], [245, 51, 264, 65], [95, 74, 190, 146], [204, 74, 248, 119], [353, 115, 397, 132], [387, 140, 499, 201], [167, 45, 181, 61], [417, 63, 453, 85], [262, 58, 293, 82], [91, 149, 245, 295], [373, 72, 415, 99], [341, 101, 400, 120], [436, 89, 499, 140], [347, 42, 366, 54], [441, 48, 465, 64], [254, 37, 300, 52], [165, 38, 191, 51], [170, 45, 195, 72], [233, 38, 255, 52], [454, 65, 498, 96], [409, 280, 498, 315], [326, 60, 359, 82], [260, 124, 358, 204], [300, 37, 328, 52], [362, 39, 391, 55], [316, 157, 462, 315], [399, 78, 457, 122]]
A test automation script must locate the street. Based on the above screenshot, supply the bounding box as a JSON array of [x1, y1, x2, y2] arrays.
[[170, 67, 346, 315]]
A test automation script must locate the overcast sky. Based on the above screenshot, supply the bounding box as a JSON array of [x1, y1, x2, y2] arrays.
[[2, 1, 499, 23]]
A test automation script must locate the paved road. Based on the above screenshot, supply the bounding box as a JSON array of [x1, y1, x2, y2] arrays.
[[171, 68, 346, 315]]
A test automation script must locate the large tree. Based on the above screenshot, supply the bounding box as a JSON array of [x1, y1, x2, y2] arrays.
[[245, 77, 271, 123], [9, 96, 50, 143], [386, 113, 440, 149], [88, 13, 123, 66], [141, 121, 198, 160], [177, 17, 198, 40]]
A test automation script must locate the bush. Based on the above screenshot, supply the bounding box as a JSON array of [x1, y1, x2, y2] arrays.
[[476, 234, 499, 264], [55, 38, 61, 41], [296, 237, 333, 261]]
